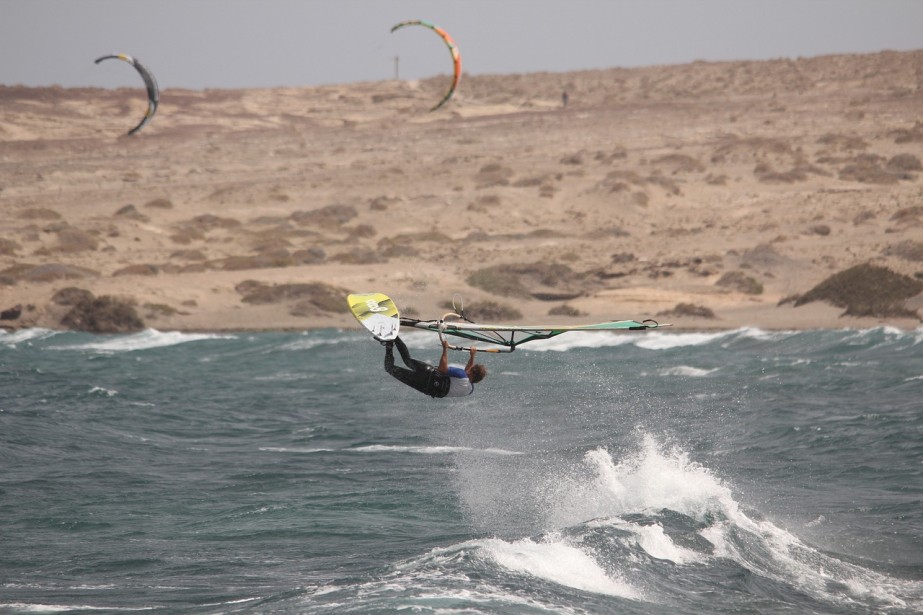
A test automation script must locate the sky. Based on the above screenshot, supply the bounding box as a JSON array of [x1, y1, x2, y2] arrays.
[[2, 1, 923, 90]]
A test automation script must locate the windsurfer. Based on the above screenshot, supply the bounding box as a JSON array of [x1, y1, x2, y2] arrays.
[[383, 337, 486, 398]]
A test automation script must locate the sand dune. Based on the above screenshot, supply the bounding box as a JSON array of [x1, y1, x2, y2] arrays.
[[1, 50, 922, 333]]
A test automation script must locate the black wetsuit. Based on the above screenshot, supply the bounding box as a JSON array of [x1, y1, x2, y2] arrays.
[[384, 337, 450, 398]]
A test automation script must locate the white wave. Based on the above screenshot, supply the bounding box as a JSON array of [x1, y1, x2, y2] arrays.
[[546, 434, 735, 526], [49, 329, 236, 352], [475, 534, 643, 600], [635, 330, 734, 350], [259, 447, 335, 454], [0, 328, 60, 346], [259, 445, 523, 456], [276, 333, 357, 352], [659, 365, 718, 377], [87, 386, 117, 397], [351, 444, 522, 456], [0, 603, 154, 612], [523, 332, 639, 352], [587, 517, 705, 565], [702, 510, 918, 610], [542, 435, 921, 609]]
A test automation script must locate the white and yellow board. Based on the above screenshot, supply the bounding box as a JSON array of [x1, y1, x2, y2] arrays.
[[347, 292, 400, 341]]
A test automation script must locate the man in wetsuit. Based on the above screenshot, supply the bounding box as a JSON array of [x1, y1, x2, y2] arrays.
[[384, 337, 487, 397]]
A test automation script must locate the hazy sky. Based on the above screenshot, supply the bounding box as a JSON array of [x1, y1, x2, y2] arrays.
[[2, 1, 922, 90]]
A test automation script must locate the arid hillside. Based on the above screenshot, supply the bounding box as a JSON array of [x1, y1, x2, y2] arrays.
[[1, 50, 922, 332]]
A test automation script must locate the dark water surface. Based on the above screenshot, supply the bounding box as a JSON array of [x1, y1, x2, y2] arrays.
[[1, 326, 921, 613]]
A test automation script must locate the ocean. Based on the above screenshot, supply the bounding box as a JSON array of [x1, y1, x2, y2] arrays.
[[1, 325, 921, 614]]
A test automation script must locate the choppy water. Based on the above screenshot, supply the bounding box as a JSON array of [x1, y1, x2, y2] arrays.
[[1, 326, 921, 614]]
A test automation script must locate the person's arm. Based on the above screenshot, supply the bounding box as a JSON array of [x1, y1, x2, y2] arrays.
[[438, 339, 449, 373], [465, 346, 477, 372]]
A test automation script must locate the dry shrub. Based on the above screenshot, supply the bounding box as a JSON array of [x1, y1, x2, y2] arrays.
[[113, 264, 160, 277], [646, 175, 682, 195], [236, 280, 347, 313], [170, 249, 207, 261], [210, 253, 295, 271], [143, 303, 181, 318], [475, 163, 514, 188], [889, 122, 923, 144], [186, 214, 241, 231], [890, 206, 923, 225], [0, 238, 20, 255], [144, 198, 174, 209], [115, 205, 149, 221], [716, 271, 763, 295], [440, 300, 522, 322], [467, 262, 577, 298], [710, 135, 796, 165], [513, 176, 547, 188], [55, 228, 98, 253], [658, 303, 716, 319], [816, 133, 868, 151], [838, 154, 906, 185], [884, 240, 923, 262], [739, 243, 790, 269], [560, 152, 584, 165], [51, 287, 94, 306], [468, 194, 501, 212], [651, 153, 705, 174], [330, 249, 379, 265], [548, 304, 585, 317], [170, 228, 205, 245], [18, 208, 62, 220], [886, 153, 922, 173], [291, 204, 358, 228], [791, 263, 922, 318], [292, 247, 326, 264], [369, 195, 401, 211], [18, 263, 99, 283], [754, 163, 807, 184], [806, 224, 831, 236], [61, 295, 145, 333], [378, 232, 452, 253], [347, 224, 377, 239]]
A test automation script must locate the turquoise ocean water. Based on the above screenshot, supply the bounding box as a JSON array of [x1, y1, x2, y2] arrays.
[[1, 326, 922, 614]]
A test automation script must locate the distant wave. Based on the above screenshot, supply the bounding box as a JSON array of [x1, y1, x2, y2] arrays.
[[260, 445, 523, 456], [520, 326, 923, 353], [48, 329, 236, 353], [659, 365, 718, 377], [0, 328, 60, 346], [352, 444, 523, 456]]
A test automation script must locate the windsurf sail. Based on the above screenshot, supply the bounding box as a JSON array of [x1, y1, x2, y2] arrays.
[[400, 313, 667, 353]]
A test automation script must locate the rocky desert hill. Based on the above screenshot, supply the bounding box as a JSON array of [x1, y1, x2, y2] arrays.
[[1, 50, 922, 333]]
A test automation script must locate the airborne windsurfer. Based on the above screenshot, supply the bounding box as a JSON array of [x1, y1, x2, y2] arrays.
[[384, 337, 486, 398]]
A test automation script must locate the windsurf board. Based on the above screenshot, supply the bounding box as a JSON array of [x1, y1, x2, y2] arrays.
[[347, 292, 400, 341]]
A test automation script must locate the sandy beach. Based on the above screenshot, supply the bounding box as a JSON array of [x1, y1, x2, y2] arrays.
[[1, 49, 922, 333]]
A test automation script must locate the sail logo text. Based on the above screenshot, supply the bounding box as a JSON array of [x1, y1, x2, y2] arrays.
[[366, 299, 389, 312]]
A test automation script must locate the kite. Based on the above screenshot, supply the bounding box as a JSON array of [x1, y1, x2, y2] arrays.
[[390, 20, 461, 111], [94, 54, 159, 135]]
